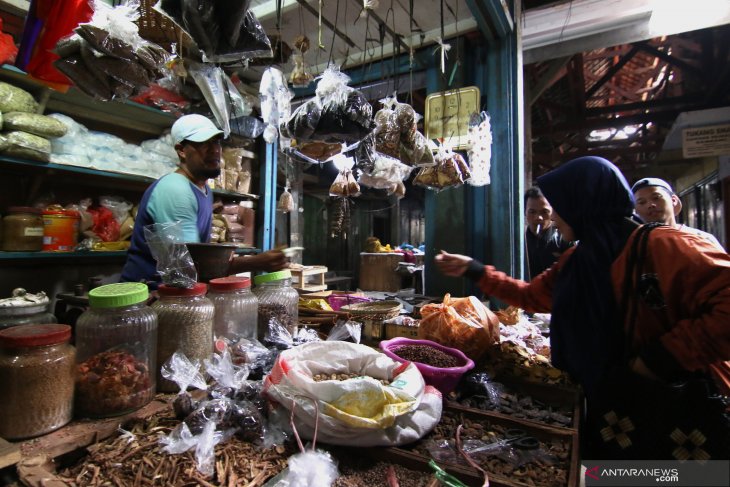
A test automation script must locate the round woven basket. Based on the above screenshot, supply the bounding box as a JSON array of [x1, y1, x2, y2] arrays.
[[341, 301, 402, 344], [340, 300, 402, 320]]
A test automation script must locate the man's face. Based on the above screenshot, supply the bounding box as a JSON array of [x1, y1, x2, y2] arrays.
[[633, 186, 679, 225], [176, 137, 223, 181], [526, 196, 553, 234]]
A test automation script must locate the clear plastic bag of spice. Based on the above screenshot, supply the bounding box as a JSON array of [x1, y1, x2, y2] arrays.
[[143, 221, 197, 287]]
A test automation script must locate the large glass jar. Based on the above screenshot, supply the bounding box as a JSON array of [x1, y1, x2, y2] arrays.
[[208, 277, 258, 341], [0, 324, 75, 439], [253, 270, 299, 339], [75, 283, 157, 418], [2, 206, 44, 251], [152, 284, 214, 392]]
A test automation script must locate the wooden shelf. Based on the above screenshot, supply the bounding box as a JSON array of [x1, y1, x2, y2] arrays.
[[0, 250, 127, 261], [0, 65, 175, 137], [0, 155, 258, 200]]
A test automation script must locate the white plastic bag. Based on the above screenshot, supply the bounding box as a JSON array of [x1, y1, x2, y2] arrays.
[[263, 341, 442, 446], [466, 112, 492, 186]]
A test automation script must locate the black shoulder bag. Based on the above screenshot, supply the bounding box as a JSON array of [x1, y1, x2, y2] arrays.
[[586, 223, 730, 460]]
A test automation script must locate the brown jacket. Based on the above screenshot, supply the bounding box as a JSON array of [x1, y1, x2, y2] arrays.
[[477, 225, 730, 393]]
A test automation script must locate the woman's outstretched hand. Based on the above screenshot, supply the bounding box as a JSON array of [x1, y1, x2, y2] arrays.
[[434, 250, 473, 277]]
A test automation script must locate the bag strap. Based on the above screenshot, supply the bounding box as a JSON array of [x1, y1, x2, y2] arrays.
[[620, 222, 663, 362]]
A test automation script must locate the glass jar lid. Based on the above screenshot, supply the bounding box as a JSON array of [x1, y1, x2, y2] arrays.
[[6, 206, 42, 215], [0, 324, 71, 348], [209, 276, 251, 291], [158, 283, 207, 297], [0, 289, 50, 316], [89, 283, 149, 308], [254, 270, 292, 285]]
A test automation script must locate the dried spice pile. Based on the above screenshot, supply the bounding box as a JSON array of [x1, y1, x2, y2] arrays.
[[408, 411, 570, 487], [452, 382, 573, 427], [392, 345, 460, 368], [333, 457, 435, 487], [313, 372, 390, 386], [59, 411, 292, 486]]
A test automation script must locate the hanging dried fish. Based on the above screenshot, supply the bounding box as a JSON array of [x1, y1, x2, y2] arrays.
[[329, 197, 351, 239]]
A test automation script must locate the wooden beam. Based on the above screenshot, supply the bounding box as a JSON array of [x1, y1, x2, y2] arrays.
[[296, 0, 357, 48], [585, 44, 640, 99], [532, 110, 681, 137], [350, 0, 409, 53], [584, 95, 698, 116], [533, 143, 662, 165], [466, 0, 514, 40], [634, 42, 705, 81], [528, 55, 571, 106]]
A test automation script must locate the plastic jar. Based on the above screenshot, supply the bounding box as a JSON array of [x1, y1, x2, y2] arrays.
[[208, 277, 258, 341], [253, 270, 299, 339], [75, 283, 157, 417], [42, 209, 80, 252], [152, 284, 214, 392], [0, 324, 75, 439], [2, 207, 44, 251]]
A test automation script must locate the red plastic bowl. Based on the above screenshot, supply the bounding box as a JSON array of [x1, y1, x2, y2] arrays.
[[380, 337, 475, 394]]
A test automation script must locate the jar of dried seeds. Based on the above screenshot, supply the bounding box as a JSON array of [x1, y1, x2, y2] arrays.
[[75, 283, 157, 418], [152, 284, 214, 392], [253, 270, 299, 340], [0, 324, 75, 439]]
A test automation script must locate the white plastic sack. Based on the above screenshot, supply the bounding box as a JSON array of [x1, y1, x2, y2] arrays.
[[263, 341, 442, 446]]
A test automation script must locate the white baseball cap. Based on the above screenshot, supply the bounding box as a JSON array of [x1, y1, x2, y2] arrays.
[[170, 114, 224, 145]]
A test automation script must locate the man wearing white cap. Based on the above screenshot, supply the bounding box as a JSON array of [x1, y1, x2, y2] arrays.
[[121, 114, 287, 285], [631, 177, 724, 250]]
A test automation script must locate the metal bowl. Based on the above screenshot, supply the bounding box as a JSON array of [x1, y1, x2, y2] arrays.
[[185, 243, 237, 282]]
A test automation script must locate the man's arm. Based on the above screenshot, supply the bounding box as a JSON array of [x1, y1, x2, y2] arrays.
[[228, 250, 288, 274]]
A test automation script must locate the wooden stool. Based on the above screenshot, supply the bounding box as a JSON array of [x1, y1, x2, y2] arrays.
[[290, 266, 328, 292]]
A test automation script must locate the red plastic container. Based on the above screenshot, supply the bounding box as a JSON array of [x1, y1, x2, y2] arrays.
[[380, 337, 475, 394]]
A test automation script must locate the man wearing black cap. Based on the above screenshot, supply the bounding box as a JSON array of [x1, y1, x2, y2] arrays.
[[121, 114, 287, 286], [631, 177, 724, 250]]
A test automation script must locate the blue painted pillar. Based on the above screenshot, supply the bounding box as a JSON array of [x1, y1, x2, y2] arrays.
[[424, 0, 525, 299], [258, 140, 277, 251]]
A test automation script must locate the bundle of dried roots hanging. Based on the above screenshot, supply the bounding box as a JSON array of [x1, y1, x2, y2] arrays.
[[329, 197, 351, 239]]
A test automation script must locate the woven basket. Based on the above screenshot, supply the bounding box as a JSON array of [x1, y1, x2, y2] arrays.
[[341, 301, 402, 344], [136, 0, 192, 51]]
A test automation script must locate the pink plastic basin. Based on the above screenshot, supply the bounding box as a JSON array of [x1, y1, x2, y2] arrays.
[[327, 294, 371, 311], [380, 337, 475, 394]]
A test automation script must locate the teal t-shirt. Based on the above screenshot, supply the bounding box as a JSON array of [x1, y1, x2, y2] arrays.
[[147, 173, 207, 242]]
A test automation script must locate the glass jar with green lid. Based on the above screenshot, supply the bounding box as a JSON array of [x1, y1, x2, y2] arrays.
[[152, 284, 214, 393], [0, 324, 75, 439], [253, 270, 299, 339], [75, 282, 157, 417]]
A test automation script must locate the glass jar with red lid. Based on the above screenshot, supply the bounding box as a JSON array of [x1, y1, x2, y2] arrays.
[[208, 276, 258, 342], [0, 324, 75, 439], [152, 283, 214, 392]]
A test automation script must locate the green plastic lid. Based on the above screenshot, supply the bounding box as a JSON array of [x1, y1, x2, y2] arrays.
[[88, 283, 149, 308], [253, 270, 292, 286]]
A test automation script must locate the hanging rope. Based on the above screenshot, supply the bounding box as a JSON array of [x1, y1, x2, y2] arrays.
[[318, 0, 325, 49], [327, 0, 341, 66]]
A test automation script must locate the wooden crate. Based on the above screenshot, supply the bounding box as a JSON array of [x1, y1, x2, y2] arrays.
[[388, 405, 581, 487], [359, 253, 404, 292], [385, 322, 420, 339], [447, 373, 582, 432]]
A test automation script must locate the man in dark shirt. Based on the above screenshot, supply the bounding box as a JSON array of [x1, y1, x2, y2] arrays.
[[524, 187, 571, 280]]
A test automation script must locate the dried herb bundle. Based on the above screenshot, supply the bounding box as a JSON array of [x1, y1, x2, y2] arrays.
[[59, 411, 292, 486]]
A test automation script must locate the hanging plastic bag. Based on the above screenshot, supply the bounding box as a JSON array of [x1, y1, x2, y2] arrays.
[[153, 0, 272, 63], [412, 145, 470, 191], [143, 221, 197, 288], [466, 111, 492, 186], [326, 320, 362, 343], [260, 67, 293, 144], [278, 186, 295, 213], [21, 0, 94, 84], [329, 169, 360, 198]]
